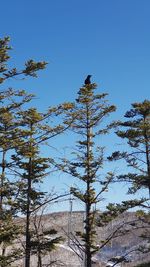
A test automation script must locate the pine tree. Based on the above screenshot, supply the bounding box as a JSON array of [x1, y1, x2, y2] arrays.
[[108, 100, 150, 197], [58, 81, 116, 267], [11, 108, 55, 267], [0, 36, 75, 267], [0, 37, 47, 84], [0, 36, 46, 266], [11, 103, 74, 267], [107, 100, 150, 257], [11, 108, 46, 267], [0, 89, 36, 267]]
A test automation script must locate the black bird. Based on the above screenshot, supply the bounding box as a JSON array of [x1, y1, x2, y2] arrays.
[[84, 75, 92, 85]]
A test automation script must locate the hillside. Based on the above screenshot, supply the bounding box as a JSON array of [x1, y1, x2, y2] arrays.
[[12, 211, 150, 266]]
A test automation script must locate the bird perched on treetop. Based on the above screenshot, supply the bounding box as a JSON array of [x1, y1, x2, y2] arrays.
[[84, 75, 92, 85]]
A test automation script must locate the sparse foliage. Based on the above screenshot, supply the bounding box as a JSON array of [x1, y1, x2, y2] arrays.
[[58, 81, 116, 266], [108, 100, 150, 196]]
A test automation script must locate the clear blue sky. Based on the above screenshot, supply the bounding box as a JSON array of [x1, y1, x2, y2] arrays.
[[0, 0, 150, 211]]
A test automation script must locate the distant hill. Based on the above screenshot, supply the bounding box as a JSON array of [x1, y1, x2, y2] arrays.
[[13, 211, 150, 267]]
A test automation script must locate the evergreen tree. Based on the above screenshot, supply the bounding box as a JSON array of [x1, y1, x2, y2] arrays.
[[11, 108, 59, 267], [11, 108, 48, 267], [11, 103, 74, 267], [0, 36, 49, 267], [107, 100, 150, 257], [0, 37, 47, 85], [108, 100, 150, 197], [58, 81, 116, 267], [0, 89, 35, 267]]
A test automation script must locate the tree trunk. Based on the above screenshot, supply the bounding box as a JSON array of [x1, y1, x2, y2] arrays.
[[37, 251, 42, 267], [85, 202, 92, 267], [84, 103, 92, 267], [25, 157, 32, 267]]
